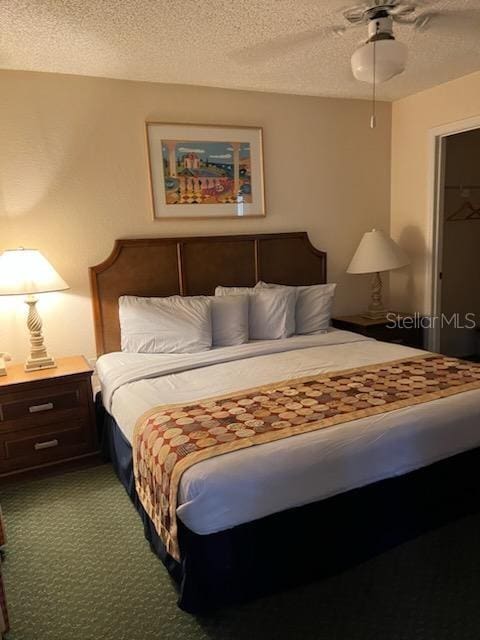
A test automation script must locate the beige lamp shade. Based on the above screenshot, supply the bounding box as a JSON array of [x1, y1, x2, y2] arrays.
[[0, 249, 69, 296], [347, 229, 409, 274]]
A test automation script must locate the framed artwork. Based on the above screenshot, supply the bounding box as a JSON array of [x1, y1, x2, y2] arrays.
[[146, 122, 265, 219]]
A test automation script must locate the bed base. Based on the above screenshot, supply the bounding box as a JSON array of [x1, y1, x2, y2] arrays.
[[97, 396, 480, 613]]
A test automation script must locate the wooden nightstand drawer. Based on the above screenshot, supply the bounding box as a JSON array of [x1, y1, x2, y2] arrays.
[[0, 420, 92, 471], [0, 356, 97, 477], [5, 423, 87, 459], [0, 383, 82, 424]]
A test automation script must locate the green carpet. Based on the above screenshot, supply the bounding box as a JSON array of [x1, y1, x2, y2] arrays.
[[1, 464, 480, 640]]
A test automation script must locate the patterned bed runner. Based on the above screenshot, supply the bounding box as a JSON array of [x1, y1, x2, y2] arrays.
[[133, 354, 480, 561]]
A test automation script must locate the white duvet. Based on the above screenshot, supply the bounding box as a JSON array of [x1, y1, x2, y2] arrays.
[[97, 329, 480, 536]]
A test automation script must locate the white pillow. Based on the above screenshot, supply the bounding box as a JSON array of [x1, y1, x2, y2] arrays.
[[119, 295, 212, 354], [209, 295, 249, 347], [257, 282, 337, 334], [214, 285, 259, 295], [215, 285, 295, 340]]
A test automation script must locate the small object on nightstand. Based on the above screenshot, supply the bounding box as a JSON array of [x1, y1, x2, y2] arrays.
[[0, 354, 11, 378], [332, 313, 424, 349], [0, 356, 97, 477]]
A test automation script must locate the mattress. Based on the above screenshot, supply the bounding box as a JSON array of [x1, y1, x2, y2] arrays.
[[96, 329, 480, 536]]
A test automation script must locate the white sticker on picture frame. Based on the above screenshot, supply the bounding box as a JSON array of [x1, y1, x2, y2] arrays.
[[146, 123, 265, 219]]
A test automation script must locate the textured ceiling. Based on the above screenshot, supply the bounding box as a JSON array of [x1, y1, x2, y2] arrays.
[[2, 0, 480, 101]]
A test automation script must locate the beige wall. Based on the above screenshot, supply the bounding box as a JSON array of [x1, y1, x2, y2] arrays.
[[390, 70, 480, 314], [0, 70, 391, 363]]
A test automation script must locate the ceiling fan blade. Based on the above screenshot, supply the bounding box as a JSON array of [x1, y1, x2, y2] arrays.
[[413, 11, 437, 31], [414, 8, 480, 32], [393, 10, 436, 28], [389, 5, 416, 17], [412, 0, 441, 6], [229, 29, 325, 65], [343, 3, 369, 24]]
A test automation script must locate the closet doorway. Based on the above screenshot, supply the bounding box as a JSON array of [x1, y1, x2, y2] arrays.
[[428, 119, 480, 359]]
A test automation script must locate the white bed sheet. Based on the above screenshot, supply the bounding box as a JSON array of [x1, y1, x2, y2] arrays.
[[97, 330, 480, 536]]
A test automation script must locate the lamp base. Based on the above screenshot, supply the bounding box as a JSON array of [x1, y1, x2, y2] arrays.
[[361, 309, 388, 320], [361, 272, 387, 321], [24, 355, 57, 372], [24, 295, 57, 372]]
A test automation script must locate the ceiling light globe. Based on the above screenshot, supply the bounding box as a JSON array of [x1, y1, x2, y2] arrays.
[[351, 39, 408, 83]]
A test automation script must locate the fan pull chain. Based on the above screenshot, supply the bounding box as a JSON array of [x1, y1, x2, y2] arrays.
[[370, 20, 379, 129]]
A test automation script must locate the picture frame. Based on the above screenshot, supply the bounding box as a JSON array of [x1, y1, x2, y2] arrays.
[[145, 122, 265, 219]]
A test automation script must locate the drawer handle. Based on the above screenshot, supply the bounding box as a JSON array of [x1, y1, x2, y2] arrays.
[[29, 402, 54, 413], [34, 439, 59, 451]]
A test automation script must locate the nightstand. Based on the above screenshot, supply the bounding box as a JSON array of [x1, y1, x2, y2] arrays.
[[332, 313, 424, 349], [0, 356, 97, 477]]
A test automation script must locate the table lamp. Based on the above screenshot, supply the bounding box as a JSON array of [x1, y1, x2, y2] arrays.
[[347, 229, 409, 319], [0, 248, 69, 371]]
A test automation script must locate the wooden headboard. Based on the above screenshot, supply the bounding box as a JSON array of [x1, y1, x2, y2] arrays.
[[89, 232, 327, 355]]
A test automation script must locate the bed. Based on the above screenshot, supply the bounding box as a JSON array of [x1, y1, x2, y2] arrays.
[[90, 232, 480, 613]]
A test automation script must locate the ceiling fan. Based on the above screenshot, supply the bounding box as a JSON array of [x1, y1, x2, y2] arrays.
[[337, 1, 440, 127], [340, 0, 436, 33], [233, 0, 477, 128], [234, 0, 440, 84], [249, 1, 437, 127], [339, 1, 438, 84]]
